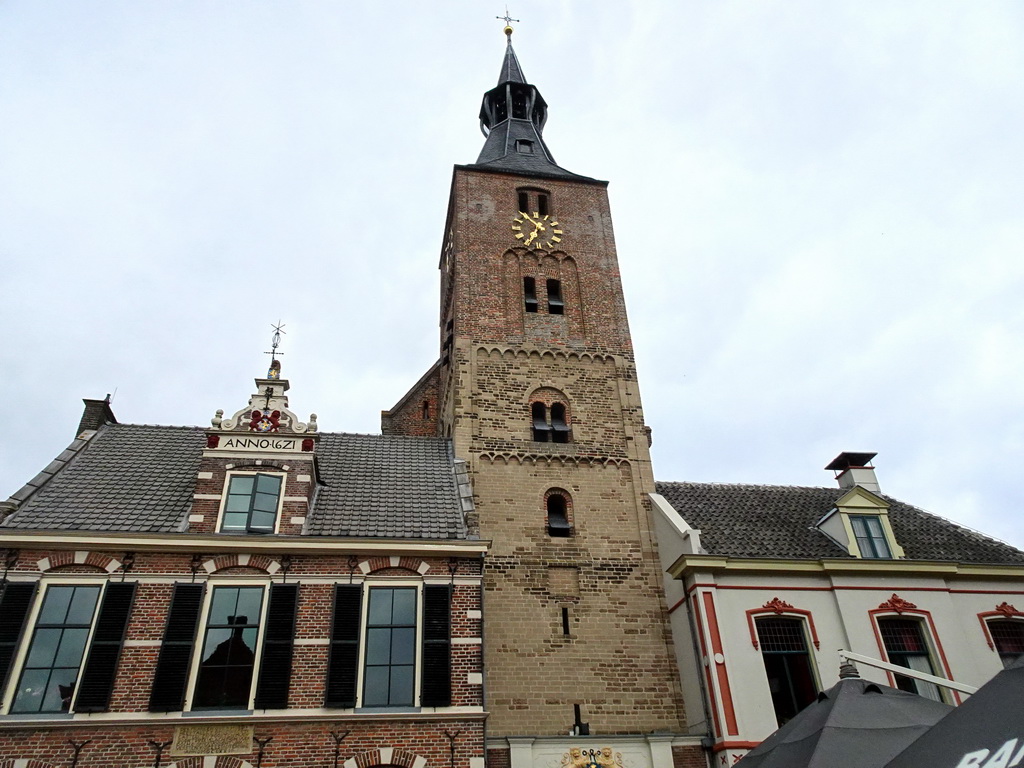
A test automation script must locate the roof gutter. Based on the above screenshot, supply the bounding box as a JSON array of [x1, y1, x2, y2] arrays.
[[0, 530, 489, 558], [667, 554, 1024, 580]]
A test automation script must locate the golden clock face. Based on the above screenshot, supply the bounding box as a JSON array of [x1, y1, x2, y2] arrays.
[[512, 212, 563, 250]]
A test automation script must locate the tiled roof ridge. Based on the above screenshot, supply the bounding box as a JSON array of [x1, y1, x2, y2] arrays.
[[901, 501, 1024, 555], [106, 423, 451, 442], [656, 479, 834, 492], [107, 422, 205, 431]]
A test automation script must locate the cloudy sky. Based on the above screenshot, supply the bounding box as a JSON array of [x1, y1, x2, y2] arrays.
[[2, 2, 1022, 550]]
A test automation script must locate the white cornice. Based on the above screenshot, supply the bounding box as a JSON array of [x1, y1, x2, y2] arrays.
[[667, 554, 1024, 580], [0, 530, 488, 557]]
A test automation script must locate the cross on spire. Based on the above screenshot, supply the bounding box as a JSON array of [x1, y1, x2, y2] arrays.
[[497, 7, 519, 35]]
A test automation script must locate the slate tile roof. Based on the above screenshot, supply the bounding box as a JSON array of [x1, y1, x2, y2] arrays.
[[3, 424, 468, 540], [311, 433, 467, 539], [655, 481, 1024, 565]]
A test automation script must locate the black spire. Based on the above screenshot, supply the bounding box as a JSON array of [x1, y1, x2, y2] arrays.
[[471, 29, 591, 180]]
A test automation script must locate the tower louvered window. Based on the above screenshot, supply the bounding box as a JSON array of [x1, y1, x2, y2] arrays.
[[547, 279, 564, 314], [531, 402, 571, 443], [547, 493, 571, 537], [524, 276, 538, 313]]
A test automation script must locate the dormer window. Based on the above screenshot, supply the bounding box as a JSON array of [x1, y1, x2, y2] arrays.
[[850, 515, 892, 559], [222, 473, 282, 533], [515, 139, 534, 154]]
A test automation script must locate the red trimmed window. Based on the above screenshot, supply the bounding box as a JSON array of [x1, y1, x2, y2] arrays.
[[989, 620, 1024, 668], [878, 618, 944, 701], [755, 617, 818, 725]]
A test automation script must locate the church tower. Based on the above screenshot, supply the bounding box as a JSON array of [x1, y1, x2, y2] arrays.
[[386, 27, 697, 768]]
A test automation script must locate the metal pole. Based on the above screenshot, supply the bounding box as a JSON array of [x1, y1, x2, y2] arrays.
[[838, 649, 979, 694]]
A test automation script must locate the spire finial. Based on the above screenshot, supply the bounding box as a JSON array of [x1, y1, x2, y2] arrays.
[[264, 321, 286, 379], [497, 7, 518, 38]]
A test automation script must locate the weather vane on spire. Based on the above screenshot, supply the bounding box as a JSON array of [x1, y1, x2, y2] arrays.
[[264, 321, 286, 379], [497, 7, 519, 36]]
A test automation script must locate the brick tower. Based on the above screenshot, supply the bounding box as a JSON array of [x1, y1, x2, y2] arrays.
[[385, 27, 700, 768]]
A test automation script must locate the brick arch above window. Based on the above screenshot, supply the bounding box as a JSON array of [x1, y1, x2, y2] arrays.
[[358, 556, 432, 576], [201, 554, 282, 574], [36, 551, 122, 573], [745, 598, 820, 650], [146, 759, 255, 768], [344, 748, 428, 768]]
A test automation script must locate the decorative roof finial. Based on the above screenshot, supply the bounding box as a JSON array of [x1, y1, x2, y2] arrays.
[[264, 321, 286, 379], [497, 7, 518, 38]]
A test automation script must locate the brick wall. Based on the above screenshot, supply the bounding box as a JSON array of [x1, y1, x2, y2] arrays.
[[0, 550, 484, 768], [0, 718, 485, 768], [430, 167, 688, 739], [382, 363, 441, 437]]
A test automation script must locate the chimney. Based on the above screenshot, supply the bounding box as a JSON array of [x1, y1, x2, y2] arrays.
[[77, 394, 118, 436], [825, 451, 879, 493]]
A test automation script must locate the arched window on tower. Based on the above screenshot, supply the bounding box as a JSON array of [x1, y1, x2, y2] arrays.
[[516, 187, 550, 217], [546, 279, 564, 315], [546, 491, 572, 537], [532, 402, 551, 442], [523, 276, 538, 313], [530, 398, 571, 443], [550, 403, 569, 443]]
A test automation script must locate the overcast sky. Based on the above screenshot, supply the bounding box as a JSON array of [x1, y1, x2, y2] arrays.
[[2, 2, 1022, 551]]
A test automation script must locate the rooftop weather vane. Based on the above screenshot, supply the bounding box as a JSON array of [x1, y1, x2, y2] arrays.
[[264, 321, 286, 379]]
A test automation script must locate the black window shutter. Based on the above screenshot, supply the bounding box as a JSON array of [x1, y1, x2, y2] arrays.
[[148, 583, 204, 712], [254, 583, 299, 709], [73, 582, 137, 712], [325, 584, 362, 707], [0, 582, 38, 692], [421, 583, 452, 707]]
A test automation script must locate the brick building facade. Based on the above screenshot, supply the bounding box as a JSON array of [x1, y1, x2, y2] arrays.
[[0, 373, 487, 768]]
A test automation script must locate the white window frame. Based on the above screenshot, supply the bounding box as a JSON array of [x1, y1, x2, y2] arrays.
[[754, 614, 821, 724], [0, 576, 107, 716], [355, 579, 424, 710], [216, 471, 286, 535], [875, 615, 949, 704], [184, 578, 271, 712]]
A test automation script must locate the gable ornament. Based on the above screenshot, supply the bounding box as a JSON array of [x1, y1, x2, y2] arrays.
[[994, 601, 1024, 618], [562, 748, 623, 768], [877, 593, 918, 614], [762, 597, 795, 614]]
